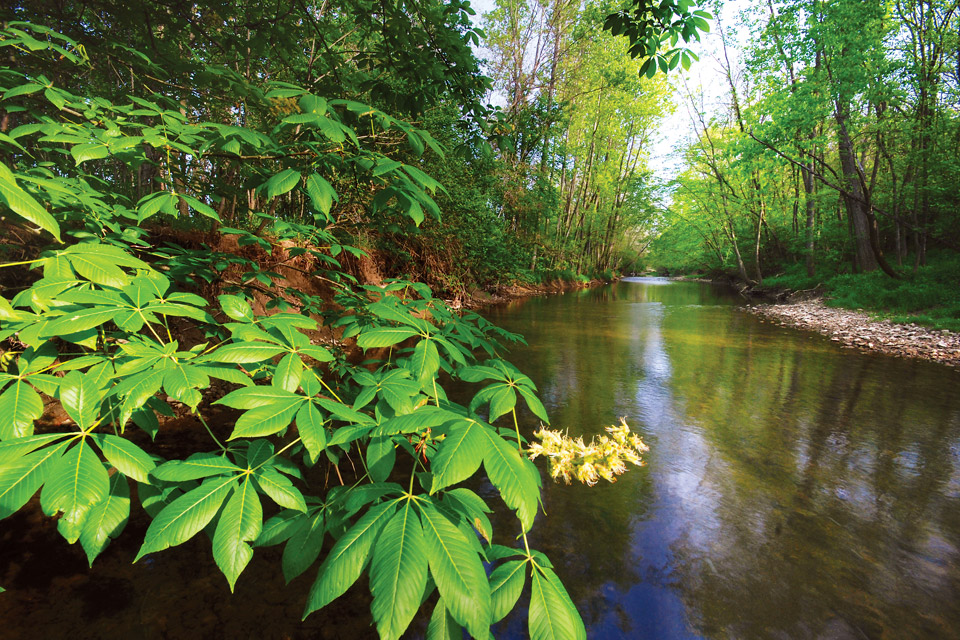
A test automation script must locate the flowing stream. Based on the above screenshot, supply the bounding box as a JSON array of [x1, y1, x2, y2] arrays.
[[488, 277, 960, 639], [2, 277, 959, 639]]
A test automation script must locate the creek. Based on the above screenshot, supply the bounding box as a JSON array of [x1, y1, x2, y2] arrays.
[[1, 277, 958, 639], [489, 277, 960, 639]]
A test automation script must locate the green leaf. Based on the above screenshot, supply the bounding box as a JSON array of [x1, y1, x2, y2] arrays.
[[64, 252, 129, 288], [58, 370, 102, 429], [517, 387, 550, 424], [91, 434, 155, 483], [151, 452, 242, 482], [488, 385, 517, 422], [216, 385, 301, 409], [298, 345, 333, 362], [296, 402, 327, 459], [40, 440, 110, 543], [0, 439, 70, 518], [255, 467, 306, 512], [273, 353, 303, 392], [408, 339, 440, 383], [264, 169, 301, 199], [427, 597, 462, 640], [419, 502, 491, 639], [256, 509, 306, 547], [357, 327, 420, 349], [162, 365, 207, 408], [431, 419, 488, 492], [70, 142, 109, 165], [480, 428, 540, 532], [135, 475, 237, 561], [282, 511, 325, 582], [370, 502, 429, 640], [219, 294, 253, 322], [230, 398, 303, 439], [210, 342, 287, 363], [366, 436, 395, 483], [0, 162, 61, 241], [212, 478, 262, 591], [0, 380, 43, 440], [305, 174, 337, 218], [489, 560, 526, 623], [44, 307, 118, 335], [303, 501, 396, 618], [0, 433, 70, 466], [79, 472, 130, 565], [529, 565, 586, 640]]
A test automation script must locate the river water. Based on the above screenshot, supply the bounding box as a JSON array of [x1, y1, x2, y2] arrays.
[[487, 277, 960, 639], [2, 277, 959, 639]]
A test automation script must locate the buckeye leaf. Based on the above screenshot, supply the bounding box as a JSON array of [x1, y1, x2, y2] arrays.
[[430, 419, 488, 492], [212, 478, 262, 591], [0, 439, 71, 518], [489, 560, 526, 623], [91, 434, 155, 483], [210, 342, 287, 364], [79, 472, 130, 565], [296, 402, 327, 459], [303, 500, 396, 618], [135, 475, 237, 560], [40, 440, 110, 543], [0, 380, 43, 439], [357, 327, 419, 349], [419, 502, 491, 639], [370, 503, 429, 640], [529, 565, 586, 640], [151, 452, 242, 482], [480, 429, 540, 532], [230, 398, 304, 439], [255, 467, 306, 512], [282, 511, 325, 582]]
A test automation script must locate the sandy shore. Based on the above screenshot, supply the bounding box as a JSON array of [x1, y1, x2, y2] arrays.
[[744, 299, 960, 367]]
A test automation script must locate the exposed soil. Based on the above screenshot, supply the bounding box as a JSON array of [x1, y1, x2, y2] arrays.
[[744, 299, 960, 367]]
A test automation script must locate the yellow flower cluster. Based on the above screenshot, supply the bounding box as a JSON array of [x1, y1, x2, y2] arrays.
[[526, 418, 650, 486]]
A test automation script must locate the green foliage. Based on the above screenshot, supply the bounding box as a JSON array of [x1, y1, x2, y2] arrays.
[[0, 22, 587, 639]]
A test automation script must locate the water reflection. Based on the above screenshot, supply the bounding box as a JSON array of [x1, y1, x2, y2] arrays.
[[487, 278, 960, 639]]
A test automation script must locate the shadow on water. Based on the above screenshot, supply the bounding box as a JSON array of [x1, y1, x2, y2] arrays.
[[3, 277, 960, 639]]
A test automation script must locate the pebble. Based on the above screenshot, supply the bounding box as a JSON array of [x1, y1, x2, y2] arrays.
[[744, 299, 960, 367]]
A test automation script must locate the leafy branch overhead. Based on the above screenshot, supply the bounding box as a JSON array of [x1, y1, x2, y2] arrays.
[[0, 19, 598, 640]]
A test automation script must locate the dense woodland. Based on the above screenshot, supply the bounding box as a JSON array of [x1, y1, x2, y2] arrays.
[[0, 0, 958, 638]]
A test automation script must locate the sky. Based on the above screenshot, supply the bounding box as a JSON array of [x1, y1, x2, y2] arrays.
[[466, 0, 753, 181]]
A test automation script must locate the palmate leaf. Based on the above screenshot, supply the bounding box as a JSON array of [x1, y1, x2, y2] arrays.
[[0, 439, 71, 518], [209, 342, 287, 364], [212, 477, 262, 591], [430, 419, 488, 492], [489, 559, 526, 622], [0, 161, 61, 242], [40, 439, 110, 543], [370, 502, 429, 640], [282, 511, 325, 582], [408, 339, 440, 384], [296, 403, 327, 459], [427, 597, 462, 640], [479, 428, 541, 533], [357, 327, 420, 349], [0, 380, 43, 440], [273, 353, 304, 392], [79, 472, 130, 565], [135, 475, 237, 561], [230, 397, 304, 439], [162, 365, 208, 408], [58, 370, 102, 429], [529, 565, 586, 640], [91, 434, 155, 483], [419, 502, 491, 639], [0, 433, 70, 466], [255, 467, 306, 512], [303, 500, 396, 619], [215, 385, 300, 410], [151, 452, 242, 482]]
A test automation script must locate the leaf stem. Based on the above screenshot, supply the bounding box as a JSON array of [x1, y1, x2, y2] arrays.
[[195, 410, 227, 452]]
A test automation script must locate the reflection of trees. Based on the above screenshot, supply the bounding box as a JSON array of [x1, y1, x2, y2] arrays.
[[661, 302, 960, 639], [484, 281, 960, 638]]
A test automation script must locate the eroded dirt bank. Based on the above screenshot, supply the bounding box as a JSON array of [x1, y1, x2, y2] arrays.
[[744, 299, 960, 367]]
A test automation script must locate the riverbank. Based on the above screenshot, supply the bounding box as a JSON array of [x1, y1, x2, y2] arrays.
[[744, 298, 960, 367]]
